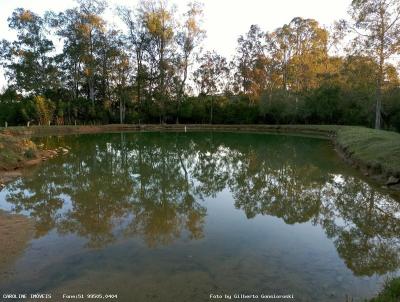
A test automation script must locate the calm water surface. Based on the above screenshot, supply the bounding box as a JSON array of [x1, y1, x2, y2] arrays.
[[0, 132, 399, 302]]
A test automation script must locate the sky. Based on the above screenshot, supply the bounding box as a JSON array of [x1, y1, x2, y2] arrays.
[[0, 0, 350, 90]]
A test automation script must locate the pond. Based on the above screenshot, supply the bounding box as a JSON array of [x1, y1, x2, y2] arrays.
[[0, 132, 399, 301]]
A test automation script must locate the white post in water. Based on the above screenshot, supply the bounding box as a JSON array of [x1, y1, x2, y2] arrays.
[[5, 121, 7, 128], [27, 121, 30, 127], [185, 125, 187, 133]]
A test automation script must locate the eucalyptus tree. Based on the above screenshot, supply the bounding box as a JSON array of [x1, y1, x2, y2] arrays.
[[118, 5, 150, 117], [345, 0, 400, 129], [267, 24, 292, 91], [267, 18, 329, 93], [287, 18, 329, 92], [76, 0, 107, 107], [174, 1, 205, 122], [97, 28, 132, 123], [113, 46, 132, 124], [193, 51, 228, 123], [47, 9, 83, 105], [49, 0, 107, 109], [194, 51, 228, 95], [141, 0, 176, 122], [233, 24, 267, 98], [0, 8, 57, 95]]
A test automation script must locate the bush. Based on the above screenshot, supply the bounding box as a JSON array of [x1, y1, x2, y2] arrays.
[[369, 278, 400, 302], [24, 148, 36, 159], [303, 85, 342, 124], [0, 85, 399, 131], [34, 95, 55, 125]]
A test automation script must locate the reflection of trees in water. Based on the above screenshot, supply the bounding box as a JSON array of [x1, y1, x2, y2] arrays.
[[123, 134, 206, 247], [5, 133, 400, 276], [319, 176, 400, 276], [227, 141, 400, 277], [6, 179, 64, 237], [229, 153, 324, 223], [7, 133, 208, 248]]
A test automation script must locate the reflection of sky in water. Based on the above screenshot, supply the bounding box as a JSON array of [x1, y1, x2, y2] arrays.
[[0, 132, 399, 301], [0, 190, 11, 211]]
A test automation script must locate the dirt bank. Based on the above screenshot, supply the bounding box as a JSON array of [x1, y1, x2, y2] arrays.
[[0, 210, 34, 281], [0, 131, 66, 188]]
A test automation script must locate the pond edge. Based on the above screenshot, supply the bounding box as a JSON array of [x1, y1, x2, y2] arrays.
[[1, 124, 399, 191]]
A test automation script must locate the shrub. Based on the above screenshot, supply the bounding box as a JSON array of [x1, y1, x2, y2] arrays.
[[369, 278, 400, 302], [24, 148, 36, 159]]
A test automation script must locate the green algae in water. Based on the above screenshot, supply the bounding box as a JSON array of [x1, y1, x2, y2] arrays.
[[0, 132, 399, 302]]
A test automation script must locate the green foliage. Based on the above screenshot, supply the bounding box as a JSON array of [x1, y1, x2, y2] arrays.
[[24, 147, 36, 159], [34, 96, 55, 125], [336, 127, 400, 175], [385, 89, 400, 132], [304, 85, 343, 124], [260, 91, 301, 124], [0, 0, 399, 130], [369, 278, 400, 302], [0, 9, 55, 94]]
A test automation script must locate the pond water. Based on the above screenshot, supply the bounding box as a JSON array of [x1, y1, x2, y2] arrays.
[[0, 132, 399, 302]]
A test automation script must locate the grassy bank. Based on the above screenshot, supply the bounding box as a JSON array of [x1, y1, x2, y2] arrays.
[[1, 124, 400, 188], [369, 277, 400, 302], [336, 127, 400, 179]]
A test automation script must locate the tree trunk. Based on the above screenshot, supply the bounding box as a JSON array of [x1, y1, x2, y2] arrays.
[[375, 4, 386, 130], [375, 46, 384, 129], [177, 56, 189, 124], [89, 79, 95, 107], [210, 96, 214, 124], [120, 98, 124, 124], [375, 87, 382, 129]]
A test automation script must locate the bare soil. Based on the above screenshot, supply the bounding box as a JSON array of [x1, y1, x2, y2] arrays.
[[0, 211, 34, 281]]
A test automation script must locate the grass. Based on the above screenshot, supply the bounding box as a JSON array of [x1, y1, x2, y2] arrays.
[[368, 277, 400, 302], [336, 126, 400, 177]]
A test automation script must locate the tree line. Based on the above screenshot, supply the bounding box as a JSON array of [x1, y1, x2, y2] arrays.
[[0, 0, 399, 130]]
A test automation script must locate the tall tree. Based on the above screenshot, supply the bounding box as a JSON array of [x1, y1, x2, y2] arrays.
[[76, 0, 107, 107], [267, 18, 329, 93], [0, 9, 56, 95], [175, 1, 205, 122], [194, 51, 228, 96], [97, 28, 131, 123], [234, 24, 266, 98], [142, 0, 176, 122], [118, 5, 150, 117], [194, 51, 228, 123], [347, 0, 400, 129], [48, 0, 107, 111]]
